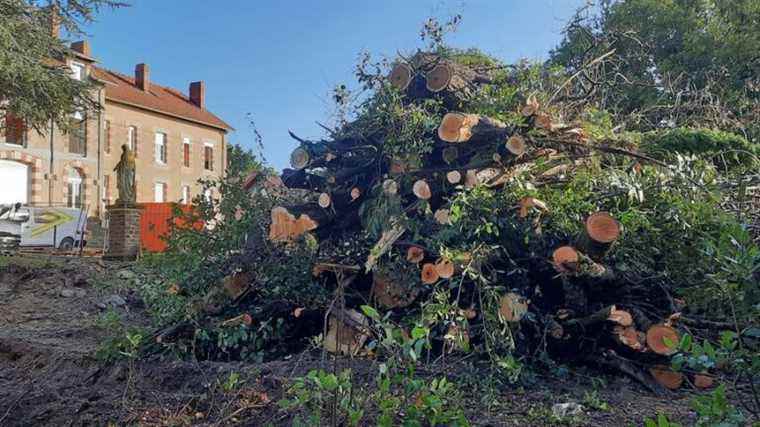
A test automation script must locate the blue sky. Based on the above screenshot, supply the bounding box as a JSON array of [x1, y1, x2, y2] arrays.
[[83, 0, 585, 170]]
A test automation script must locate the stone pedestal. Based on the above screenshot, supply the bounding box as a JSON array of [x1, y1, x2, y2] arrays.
[[104, 204, 142, 261]]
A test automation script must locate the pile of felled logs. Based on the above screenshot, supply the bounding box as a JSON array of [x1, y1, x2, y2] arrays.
[[256, 51, 700, 393]]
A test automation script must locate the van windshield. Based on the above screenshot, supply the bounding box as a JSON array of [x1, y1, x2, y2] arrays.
[[0, 207, 29, 223]]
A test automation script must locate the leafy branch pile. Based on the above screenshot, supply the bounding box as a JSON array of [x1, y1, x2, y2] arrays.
[[151, 39, 758, 407]]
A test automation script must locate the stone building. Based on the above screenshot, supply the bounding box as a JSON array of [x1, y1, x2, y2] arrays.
[[0, 39, 232, 220]]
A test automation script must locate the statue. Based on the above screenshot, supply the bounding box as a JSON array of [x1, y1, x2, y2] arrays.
[[114, 144, 136, 205]]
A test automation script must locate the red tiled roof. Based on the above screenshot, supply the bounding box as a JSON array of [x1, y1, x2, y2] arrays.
[[91, 66, 233, 131]]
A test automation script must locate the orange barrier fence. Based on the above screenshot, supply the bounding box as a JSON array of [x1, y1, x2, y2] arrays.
[[138, 203, 200, 252]]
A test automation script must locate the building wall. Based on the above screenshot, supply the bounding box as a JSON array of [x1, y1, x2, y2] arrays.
[[101, 102, 226, 210], [1, 91, 226, 218], [0, 90, 101, 213]]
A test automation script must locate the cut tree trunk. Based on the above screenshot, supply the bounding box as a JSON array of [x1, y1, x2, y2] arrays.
[[406, 246, 425, 264], [388, 62, 414, 91], [372, 271, 420, 309], [553, 246, 580, 273], [281, 168, 327, 192], [505, 134, 527, 157], [421, 263, 439, 284], [413, 179, 432, 200], [434, 258, 455, 279], [579, 212, 621, 260], [438, 113, 510, 144], [434, 208, 451, 225], [324, 309, 370, 356], [649, 365, 684, 390], [499, 292, 529, 322], [446, 170, 462, 184], [646, 324, 680, 355], [269, 204, 332, 242]]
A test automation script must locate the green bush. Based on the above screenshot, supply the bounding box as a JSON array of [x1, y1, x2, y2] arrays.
[[640, 128, 760, 171]]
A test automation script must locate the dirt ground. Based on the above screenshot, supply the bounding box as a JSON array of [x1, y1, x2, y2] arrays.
[[0, 254, 711, 426]]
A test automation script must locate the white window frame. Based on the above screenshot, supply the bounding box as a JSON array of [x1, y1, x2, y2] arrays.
[[70, 61, 85, 81], [181, 185, 190, 204], [127, 126, 137, 152], [154, 132, 167, 165], [154, 182, 165, 202], [67, 169, 83, 208]]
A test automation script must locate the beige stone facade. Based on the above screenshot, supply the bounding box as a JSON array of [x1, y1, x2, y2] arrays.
[[0, 41, 231, 218]]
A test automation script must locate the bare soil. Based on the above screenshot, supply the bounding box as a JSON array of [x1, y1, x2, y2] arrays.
[[0, 255, 706, 426]]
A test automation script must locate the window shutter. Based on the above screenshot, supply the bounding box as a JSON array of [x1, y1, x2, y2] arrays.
[[105, 120, 111, 153]]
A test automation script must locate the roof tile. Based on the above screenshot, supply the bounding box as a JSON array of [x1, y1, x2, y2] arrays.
[[91, 66, 232, 131]]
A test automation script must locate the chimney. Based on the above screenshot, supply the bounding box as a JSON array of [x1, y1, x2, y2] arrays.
[[189, 81, 205, 109], [135, 63, 150, 92], [71, 41, 91, 57]]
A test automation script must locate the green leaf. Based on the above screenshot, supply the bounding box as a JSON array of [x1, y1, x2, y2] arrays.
[[411, 326, 428, 340], [360, 305, 380, 320]]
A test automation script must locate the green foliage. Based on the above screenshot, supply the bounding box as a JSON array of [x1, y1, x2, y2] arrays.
[[551, 0, 760, 139], [279, 369, 365, 427], [691, 385, 746, 427], [582, 390, 609, 412], [644, 414, 683, 427], [352, 85, 444, 166], [357, 305, 469, 426], [0, 0, 125, 132], [640, 128, 760, 172], [95, 323, 147, 363], [219, 371, 242, 393]]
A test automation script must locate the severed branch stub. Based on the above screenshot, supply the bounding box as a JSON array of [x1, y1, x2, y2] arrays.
[[499, 292, 529, 322], [646, 324, 680, 356], [579, 211, 621, 260], [438, 112, 510, 144]]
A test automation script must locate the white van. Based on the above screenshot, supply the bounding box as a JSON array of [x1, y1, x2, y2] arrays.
[[0, 205, 87, 250]]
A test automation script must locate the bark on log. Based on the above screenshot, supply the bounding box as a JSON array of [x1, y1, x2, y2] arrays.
[[372, 270, 420, 309], [324, 309, 369, 356], [281, 168, 327, 192]]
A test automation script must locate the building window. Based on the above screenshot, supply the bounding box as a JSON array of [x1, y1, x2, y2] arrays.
[[3, 113, 26, 146], [102, 175, 110, 202], [154, 182, 166, 202], [127, 125, 137, 156], [204, 144, 214, 171], [182, 185, 190, 204], [69, 111, 87, 155], [104, 120, 111, 154], [183, 138, 191, 167], [155, 132, 167, 164], [67, 168, 84, 208], [70, 61, 85, 81]]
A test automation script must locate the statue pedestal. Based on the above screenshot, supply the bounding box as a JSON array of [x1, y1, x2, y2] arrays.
[[104, 204, 142, 261]]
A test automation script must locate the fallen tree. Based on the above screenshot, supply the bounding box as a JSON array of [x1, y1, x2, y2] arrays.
[[152, 46, 759, 395]]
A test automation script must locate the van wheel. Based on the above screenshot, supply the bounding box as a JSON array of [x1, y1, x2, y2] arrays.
[[59, 237, 75, 251]]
